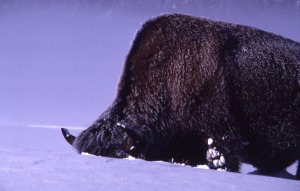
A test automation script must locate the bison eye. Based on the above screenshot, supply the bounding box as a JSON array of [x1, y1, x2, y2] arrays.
[[117, 123, 141, 153]]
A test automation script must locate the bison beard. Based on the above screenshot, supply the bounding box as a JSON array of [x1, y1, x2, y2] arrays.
[[62, 14, 300, 178]]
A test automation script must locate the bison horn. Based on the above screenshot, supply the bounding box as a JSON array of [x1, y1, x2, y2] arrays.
[[117, 123, 139, 140], [61, 128, 76, 145], [117, 123, 141, 152]]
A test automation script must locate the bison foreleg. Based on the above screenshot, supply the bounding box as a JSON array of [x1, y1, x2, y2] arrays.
[[296, 160, 300, 180], [206, 138, 240, 172]]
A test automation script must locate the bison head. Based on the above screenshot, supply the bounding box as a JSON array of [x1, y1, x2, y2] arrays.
[[61, 118, 164, 160]]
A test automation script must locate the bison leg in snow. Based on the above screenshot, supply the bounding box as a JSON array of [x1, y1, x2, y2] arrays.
[[297, 161, 300, 180]]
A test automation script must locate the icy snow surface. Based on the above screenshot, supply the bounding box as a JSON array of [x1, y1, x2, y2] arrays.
[[1, 1, 300, 190], [0, 116, 299, 190], [0, 125, 299, 191]]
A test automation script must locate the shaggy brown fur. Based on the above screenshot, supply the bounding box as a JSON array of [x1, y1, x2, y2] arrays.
[[65, 14, 300, 178]]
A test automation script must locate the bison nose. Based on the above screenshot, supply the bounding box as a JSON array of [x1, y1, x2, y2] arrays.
[[61, 128, 76, 145]]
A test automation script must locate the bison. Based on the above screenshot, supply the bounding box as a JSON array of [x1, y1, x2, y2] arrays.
[[62, 14, 300, 179]]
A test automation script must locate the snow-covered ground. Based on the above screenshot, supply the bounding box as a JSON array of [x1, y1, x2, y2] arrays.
[[0, 125, 299, 191], [1, 1, 300, 190]]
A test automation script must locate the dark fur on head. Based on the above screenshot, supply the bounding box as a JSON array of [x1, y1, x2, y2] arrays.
[[72, 14, 300, 178]]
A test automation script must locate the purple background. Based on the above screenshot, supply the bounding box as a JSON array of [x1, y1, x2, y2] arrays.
[[1, 0, 299, 128]]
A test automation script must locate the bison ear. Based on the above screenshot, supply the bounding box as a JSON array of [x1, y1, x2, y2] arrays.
[[117, 123, 141, 153]]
